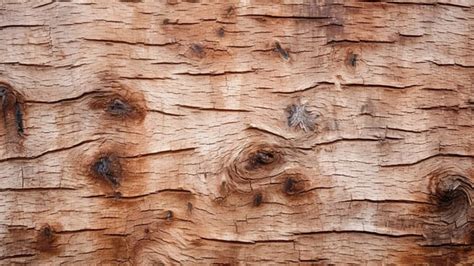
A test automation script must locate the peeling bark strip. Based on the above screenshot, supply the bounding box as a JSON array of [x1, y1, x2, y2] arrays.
[[1, 0, 473, 265]]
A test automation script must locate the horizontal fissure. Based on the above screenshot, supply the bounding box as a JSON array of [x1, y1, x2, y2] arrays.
[[294, 230, 424, 239], [0, 138, 100, 163], [381, 153, 474, 168], [176, 104, 250, 113]]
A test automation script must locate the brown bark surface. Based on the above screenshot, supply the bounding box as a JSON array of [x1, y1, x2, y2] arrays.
[[0, 0, 473, 264]]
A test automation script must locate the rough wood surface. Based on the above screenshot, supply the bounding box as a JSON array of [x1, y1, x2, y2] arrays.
[[0, 0, 473, 264]]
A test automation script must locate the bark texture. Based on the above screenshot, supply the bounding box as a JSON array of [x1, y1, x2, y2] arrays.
[[1, 0, 473, 265]]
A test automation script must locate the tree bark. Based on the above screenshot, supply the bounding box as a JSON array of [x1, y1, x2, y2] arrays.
[[0, 0, 473, 264]]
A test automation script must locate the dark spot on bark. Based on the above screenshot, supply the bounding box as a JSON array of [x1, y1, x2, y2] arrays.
[[217, 27, 225, 37], [432, 176, 471, 214], [360, 100, 374, 115], [286, 103, 317, 132], [348, 52, 358, 67], [92, 155, 122, 188], [246, 150, 276, 170], [0, 88, 8, 120], [1, 84, 26, 137], [229, 144, 284, 188], [423, 173, 473, 246], [225, 5, 235, 17], [114, 191, 122, 199], [191, 43, 205, 57], [274, 41, 289, 61], [187, 202, 193, 213], [13, 102, 24, 136], [218, 180, 230, 198], [88, 86, 147, 123], [107, 98, 132, 117], [253, 192, 263, 207], [37, 224, 56, 252], [284, 177, 297, 194], [438, 187, 460, 206], [165, 210, 173, 220], [144, 228, 150, 234], [163, 18, 179, 25], [42, 225, 53, 238], [214, 196, 225, 205], [283, 177, 304, 195], [254, 151, 275, 165], [0, 87, 6, 103]]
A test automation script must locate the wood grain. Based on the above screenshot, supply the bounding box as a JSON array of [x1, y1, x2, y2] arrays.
[[0, 0, 473, 264]]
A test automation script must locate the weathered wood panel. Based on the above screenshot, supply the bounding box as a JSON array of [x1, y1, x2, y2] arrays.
[[0, 0, 473, 264]]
